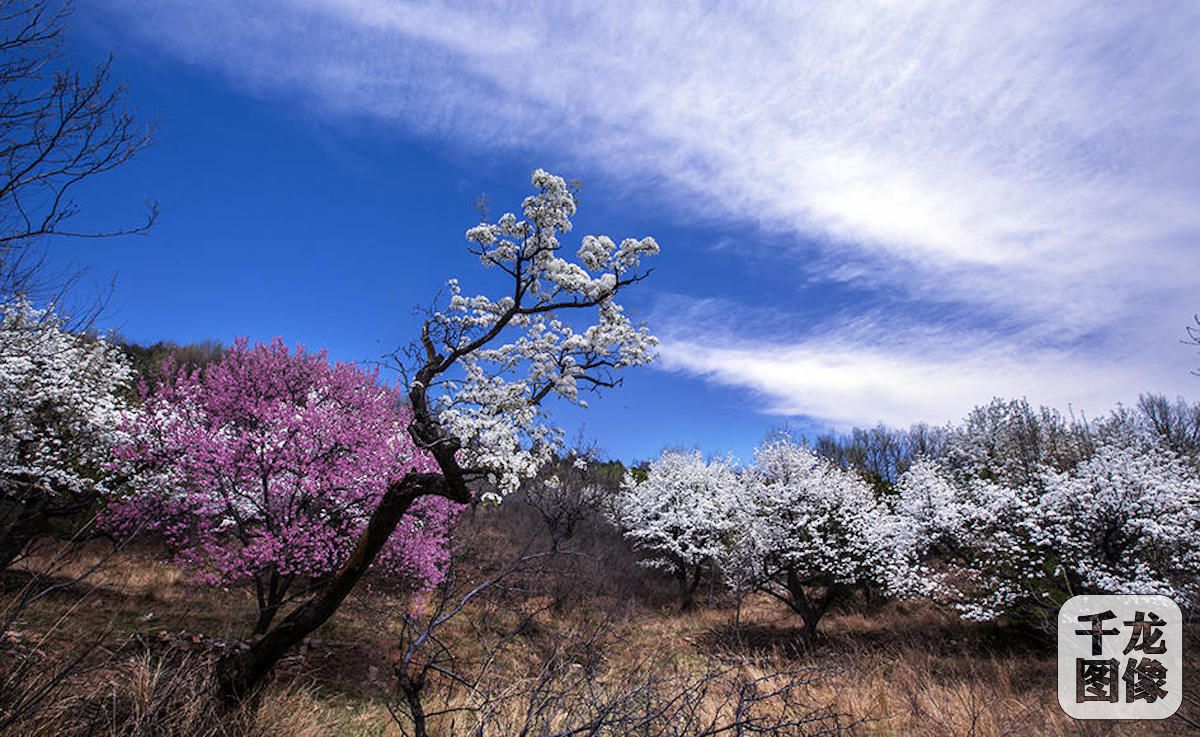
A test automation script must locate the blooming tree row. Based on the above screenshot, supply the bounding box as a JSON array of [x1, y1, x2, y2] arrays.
[[613, 398, 1200, 637], [897, 422, 1200, 625], [613, 438, 918, 634]]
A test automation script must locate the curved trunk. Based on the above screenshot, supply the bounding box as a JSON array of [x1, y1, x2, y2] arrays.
[[215, 472, 457, 708], [784, 570, 844, 642]]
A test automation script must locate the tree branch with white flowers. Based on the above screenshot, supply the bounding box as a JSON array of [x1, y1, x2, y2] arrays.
[[216, 169, 660, 708]]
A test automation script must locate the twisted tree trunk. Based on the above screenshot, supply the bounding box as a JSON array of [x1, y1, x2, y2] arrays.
[[214, 352, 474, 709], [214, 472, 459, 708], [783, 570, 845, 642]]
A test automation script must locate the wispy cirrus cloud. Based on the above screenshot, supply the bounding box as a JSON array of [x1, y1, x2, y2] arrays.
[[652, 295, 1170, 428], [92, 0, 1200, 427]]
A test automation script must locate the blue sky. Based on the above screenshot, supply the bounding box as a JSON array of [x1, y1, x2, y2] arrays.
[[45, 1, 1200, 463]]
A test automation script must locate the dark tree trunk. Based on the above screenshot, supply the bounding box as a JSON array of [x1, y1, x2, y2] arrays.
[[676, 560, 704, 611], [783, 570, 845, 642], [214, 472, 456, 709], [0, 493, 48, 570], [251, 572, 291, 637], [251, 607, 274, 640], [398, 679, 428, 737]]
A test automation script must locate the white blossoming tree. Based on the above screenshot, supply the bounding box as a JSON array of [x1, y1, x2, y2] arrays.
[[896, 432, 1200, 626], [894, 458, 1044, 622], [727, 438, 917, 640], [939, 398, 1092, 488], [0, 297, 134, 569], [612, 450, 741, 610], [1038, 438, 1200, 604], [216, 169, 660, 706]]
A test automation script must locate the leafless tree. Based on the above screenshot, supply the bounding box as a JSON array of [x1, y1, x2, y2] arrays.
[[521, 444, 618, 550], [384, 547, 555, 737], [0, 522, 143, 732], [0, 0, 155, 303], [905, 421, 948, 461], [1137, 393, 1200, 460], [815, 424, 911, 495], [394, 642, 860, 737], [1188, 314, 1200, 375]]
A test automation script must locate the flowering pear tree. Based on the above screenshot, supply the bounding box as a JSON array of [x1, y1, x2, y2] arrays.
[[612, 450, 741, 610], [894, 459, 1042, 622], [1038, 438, 1200, 604], [895, 432, 1200, 625], [109, 337, 459, 635], [215, 169, 659, 706], [0, 297, 134, 569], [727, 438, 916, 639]]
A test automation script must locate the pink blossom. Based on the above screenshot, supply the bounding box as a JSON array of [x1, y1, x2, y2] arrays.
[[107, 337, 459, 632]]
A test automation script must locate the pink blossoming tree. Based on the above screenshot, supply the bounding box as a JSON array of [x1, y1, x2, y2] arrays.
[[110, 337, 458, 635]]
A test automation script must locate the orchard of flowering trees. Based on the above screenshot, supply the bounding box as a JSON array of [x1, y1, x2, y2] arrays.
[[2, 126, 1198, 727], [612, 396, 1200, 638], [612, 438, 920, 635], [896, 402, 1200, 626], [4, 4, 1200, 731]]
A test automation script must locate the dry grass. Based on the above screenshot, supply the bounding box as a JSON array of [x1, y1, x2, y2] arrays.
[[2, 510, 1196, 736], [1, 650, 393, 737]]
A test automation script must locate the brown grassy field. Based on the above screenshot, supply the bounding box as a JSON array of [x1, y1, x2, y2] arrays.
[[1, 502, 1195, 736]]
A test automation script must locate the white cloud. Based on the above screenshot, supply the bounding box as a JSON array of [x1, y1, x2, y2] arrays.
[[652, 295, 1189, 428], [658, 332, 1168, 430], [93, 0, 1200, 426]]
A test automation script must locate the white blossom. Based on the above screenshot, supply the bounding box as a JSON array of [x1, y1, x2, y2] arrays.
[[895, 412, 1200, 622], [1038, 439, 1200, 604], [611, 450, 741, 577], [724, 437, 919, 633], [421, 170, 658, 493], [0, 298, 134, 502]]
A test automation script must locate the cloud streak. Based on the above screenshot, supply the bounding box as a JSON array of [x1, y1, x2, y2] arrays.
[[93, 0, 1200, 427]]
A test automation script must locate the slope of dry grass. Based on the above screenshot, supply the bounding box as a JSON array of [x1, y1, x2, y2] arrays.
[[1, 503, 1195, 736]]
